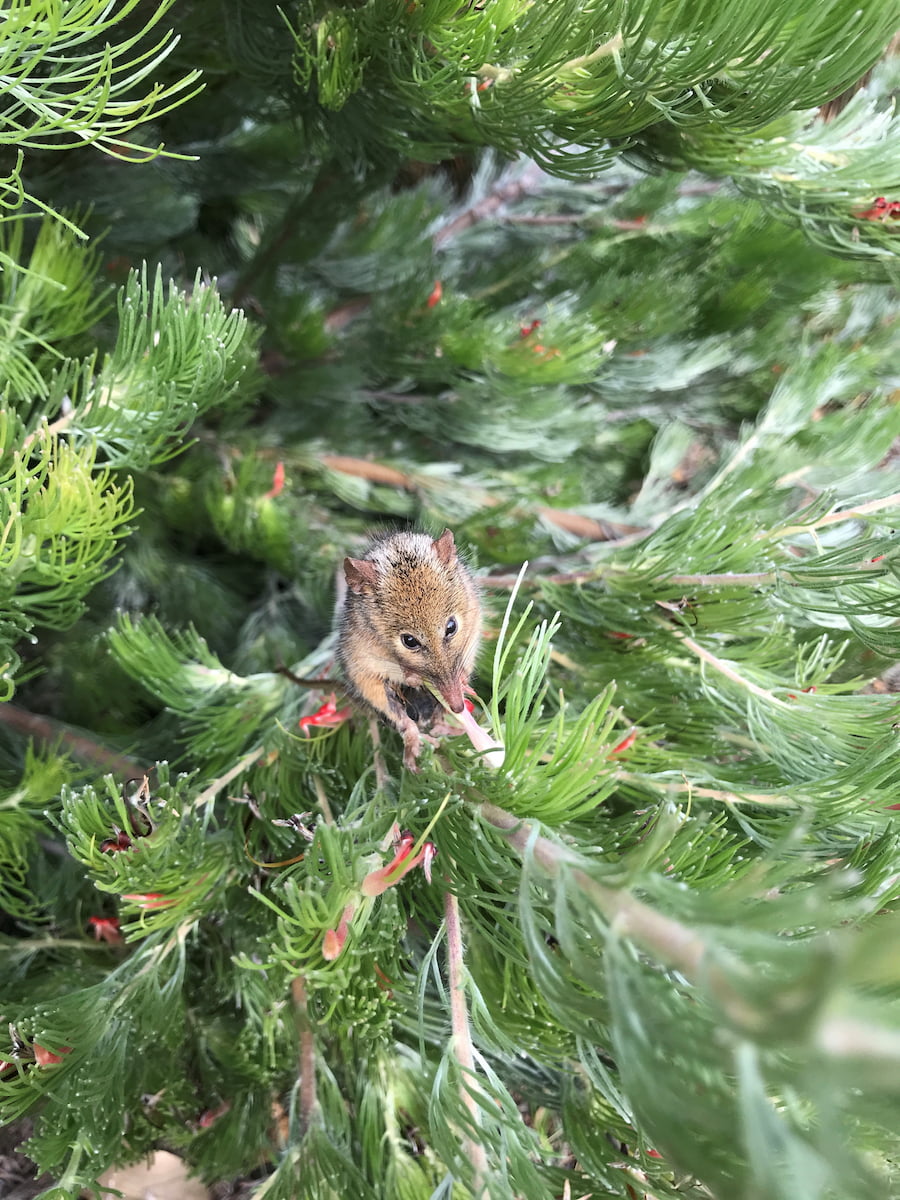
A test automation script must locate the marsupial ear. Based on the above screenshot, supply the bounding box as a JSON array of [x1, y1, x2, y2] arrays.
[[432, 529, 457, 566], [344, 556, 379, 595]]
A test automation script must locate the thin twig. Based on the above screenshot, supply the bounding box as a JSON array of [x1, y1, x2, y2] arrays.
[[479, 803, 705, 979], [320, 166, 549, 332], [319, 454, 413, 490], [0, 702, 140, 776], [230, 193, 308, 311], [433, 163, 546, 248], [20, 413, 75, 451], [478, 803, 765, 1026], [818, 1015, 900, 1061], [313, 775, 335, 825], [191, 747, 264, 809], [367, 717, 388, 792], [444, 889, 490, 1198], [481, 569, 600, 588], [773, 490, 900, 539], [316, 453, 638, 542], [481, 568, 783, 589], [673, 632, 791, 708], [291, 975, 317, 1132], [615, 771, 796, 808]]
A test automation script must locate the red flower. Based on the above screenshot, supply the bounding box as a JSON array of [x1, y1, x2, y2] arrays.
[[33, 1043, 71, 1066], [263, 461, 286, 500], [853, 197, 900, 221], [100, 829, 133, 853], [426, 280, 443, 308], [298, 696, 351, 735], [198, 1101, 231, 1128], [361, 831, 437, 897], [322, 902, 357, 961], [609, 729, 637, 757], [122, 892, 175, 909], [87, 916, 123, 945]]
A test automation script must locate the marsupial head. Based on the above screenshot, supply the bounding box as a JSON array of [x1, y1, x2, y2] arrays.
[[343, 529, 481, 713]]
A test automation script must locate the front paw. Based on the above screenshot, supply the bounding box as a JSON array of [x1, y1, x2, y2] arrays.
[[401, 720, 422, 771]]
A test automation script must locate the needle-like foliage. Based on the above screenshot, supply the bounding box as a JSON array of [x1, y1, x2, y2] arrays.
[[2, 3, 900, 1199], [0, 0, 201, 254]]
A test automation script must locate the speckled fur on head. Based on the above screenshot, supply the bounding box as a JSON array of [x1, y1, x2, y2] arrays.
[[337, 529, 482, 766]]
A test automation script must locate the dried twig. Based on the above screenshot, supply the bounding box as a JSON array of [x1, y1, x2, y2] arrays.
[[0, 702, 139, 776]]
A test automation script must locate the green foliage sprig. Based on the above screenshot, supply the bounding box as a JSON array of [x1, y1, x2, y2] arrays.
[[0, 0, 201, 238], [2, 4, 900, 1198]]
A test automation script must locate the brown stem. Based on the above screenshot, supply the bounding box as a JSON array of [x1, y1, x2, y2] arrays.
[[20, 413, 75, 452], [316, 453, 639, 543], [480, 569, 598, 588], [291, 975, 317, 1132], [773, 491, 900, 539], [190, 747, 264, 810], [479, 803, 706, 985], [367, 717, 389, 792], [320, 166, 548, 332], [433, 165, 545, 248], [615, 770, 796, 808], [444, 889, 490, 1197], [481, 567, 784, 589], [672, 631, 790, 709], [274, 665, 339, 689], [0, 702, 140, 776], [318, 454, 413, 489], [312, 774, 335, 825]]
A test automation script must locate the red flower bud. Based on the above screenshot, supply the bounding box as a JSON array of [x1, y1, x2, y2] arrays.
[[88, 917, 123, 945], [299, 696, 351, 735], [263, 461, 286, 500], [33, 1043, 71, 1066]]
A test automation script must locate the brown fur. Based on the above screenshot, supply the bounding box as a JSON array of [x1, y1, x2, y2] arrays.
[[337, 529, 482, 769]]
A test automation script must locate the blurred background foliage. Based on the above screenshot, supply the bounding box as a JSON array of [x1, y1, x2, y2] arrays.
[[2, 2, 900, 1198]]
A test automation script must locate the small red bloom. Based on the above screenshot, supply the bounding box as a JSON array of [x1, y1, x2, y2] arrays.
[[519, 319, 541, 338], [122, 892, 175, 909], [100, 829, 133, 853], [299, 696, 352, 735], [421, 841, 437, 884], [361, 831, 436, 897], [263, 461, 286, 500], [88, 916, 123, 945], [373, 963, 395, 994], [323, 902, 357, 961], [853, 197, 900, 221], [199, 1101, 231, 1128], [609, 729, 637, 757], [33, 1044, 71, 1066], [426, 280, 443, 308]]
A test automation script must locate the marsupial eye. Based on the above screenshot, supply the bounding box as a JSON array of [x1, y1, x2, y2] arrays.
[[444, 617, 458, 639], [400, 633, 422, 650]]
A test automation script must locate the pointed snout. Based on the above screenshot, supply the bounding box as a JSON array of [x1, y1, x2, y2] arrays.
[[437, 676, 466, 713]]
